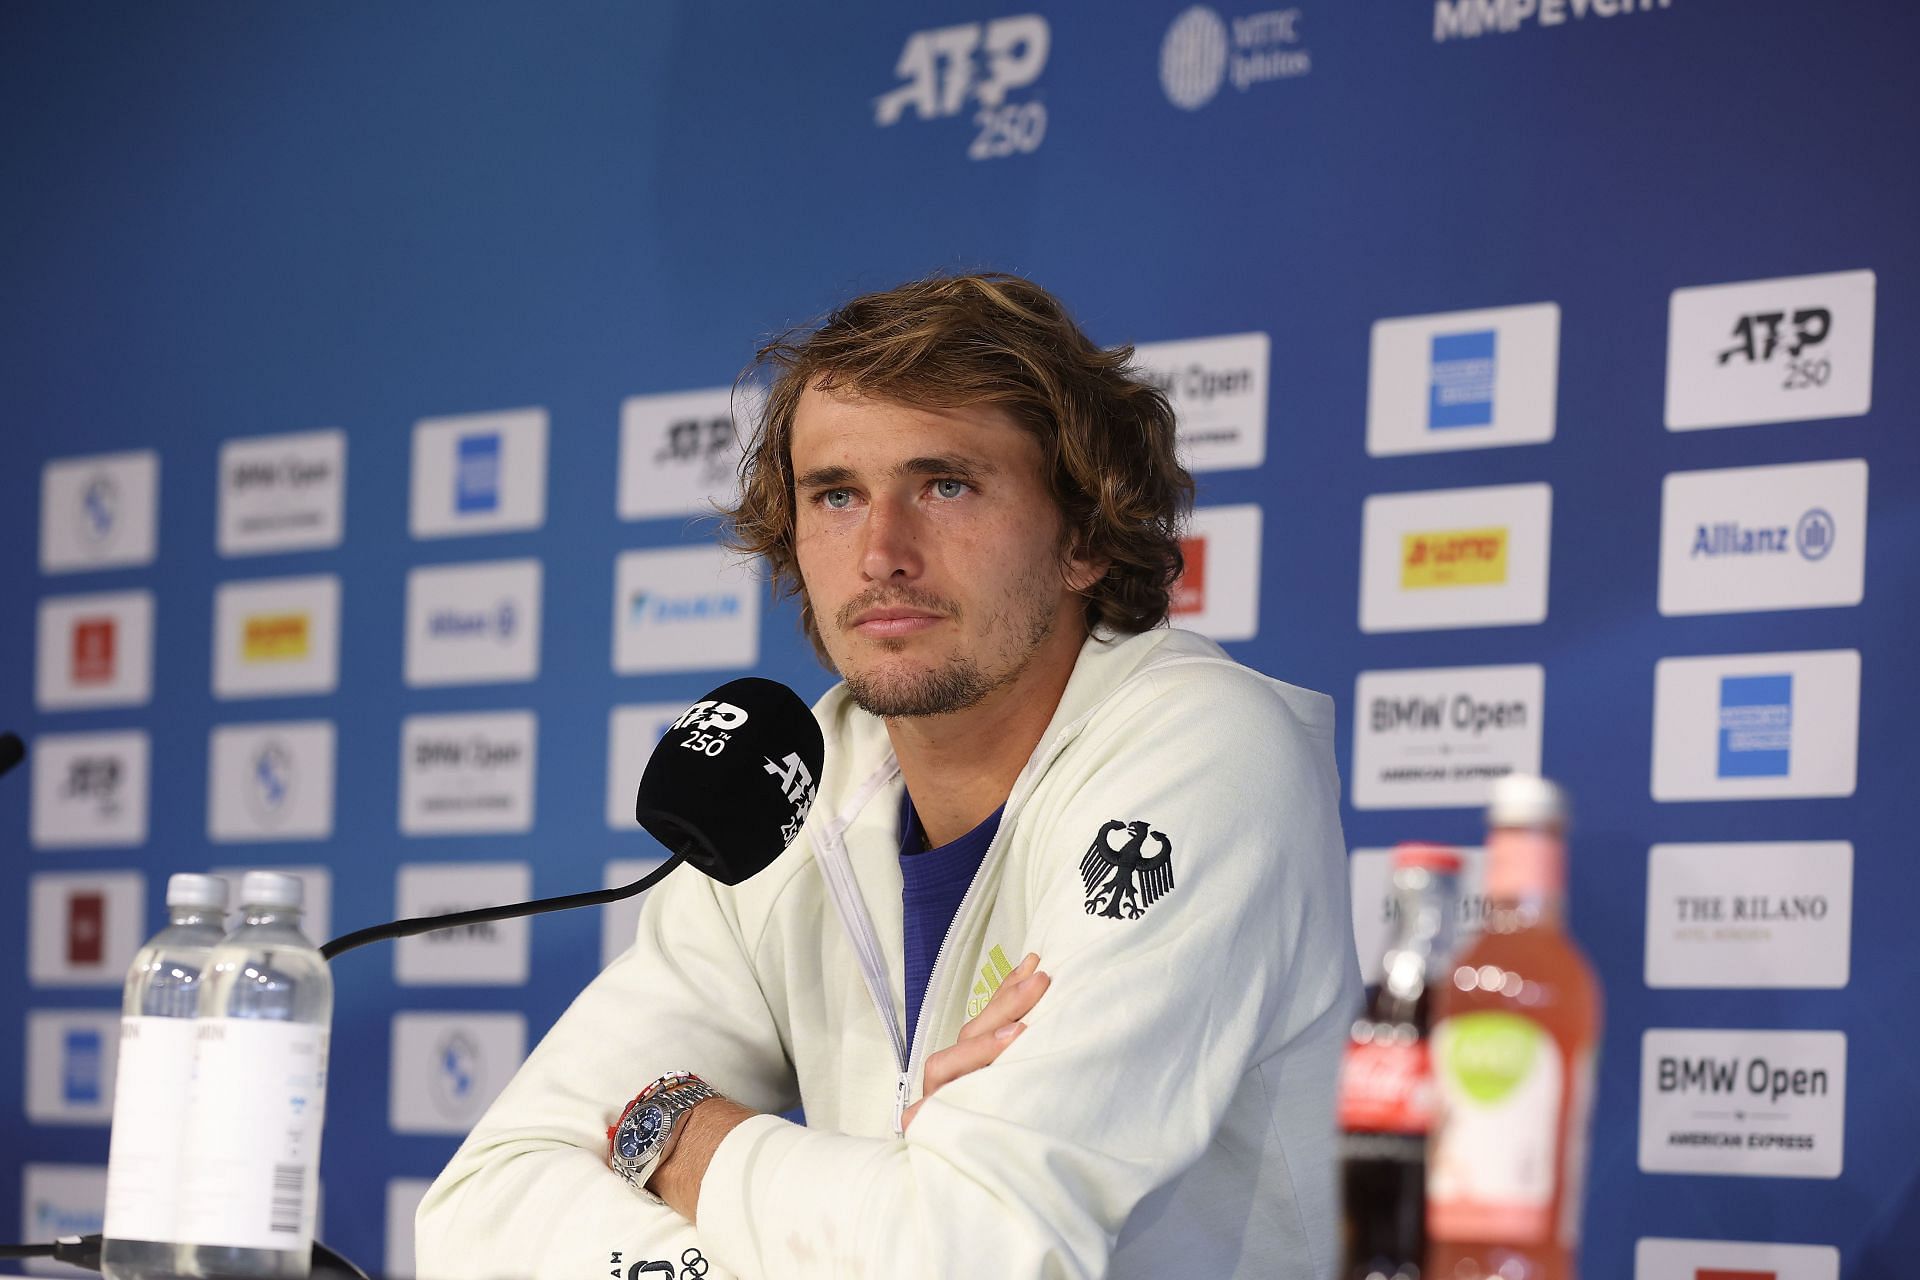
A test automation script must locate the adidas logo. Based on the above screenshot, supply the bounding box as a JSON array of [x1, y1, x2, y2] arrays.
[[965, 945, 1017, 1019]]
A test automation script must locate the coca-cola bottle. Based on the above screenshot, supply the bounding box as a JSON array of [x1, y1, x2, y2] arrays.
[[1339, 843, 1463, 1280]]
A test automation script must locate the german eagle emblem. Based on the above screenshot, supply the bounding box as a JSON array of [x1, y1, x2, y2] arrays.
[[1080, 819, 1175, 920]]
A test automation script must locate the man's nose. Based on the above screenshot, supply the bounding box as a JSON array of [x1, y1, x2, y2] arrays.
[[860, 494, 923, 582]]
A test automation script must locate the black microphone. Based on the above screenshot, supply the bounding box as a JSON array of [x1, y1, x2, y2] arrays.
[[320, 677, 823, 960], [0, 732, 24, 781]]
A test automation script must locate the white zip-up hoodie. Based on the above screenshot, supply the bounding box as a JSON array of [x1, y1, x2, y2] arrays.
[[417, 627, 1359, 1279]]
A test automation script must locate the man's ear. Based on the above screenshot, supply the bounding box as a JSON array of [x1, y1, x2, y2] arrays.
[[1061, 543, 1108, 596]]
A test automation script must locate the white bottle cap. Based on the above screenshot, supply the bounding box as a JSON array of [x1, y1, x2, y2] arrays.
[[1487, 773, 1567, 831], [166, 874, 230, 910], [238, 871, 305, 910]]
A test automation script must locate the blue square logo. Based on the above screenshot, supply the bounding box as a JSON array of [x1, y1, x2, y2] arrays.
[[62, 1028, 104, 1105], [1428, 329, 1497, 429], [455, 433, 502, 514], [1717, 673, 1792, 778]]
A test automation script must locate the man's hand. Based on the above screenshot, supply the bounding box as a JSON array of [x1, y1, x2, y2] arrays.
[[902, 952, 1049, 1131]]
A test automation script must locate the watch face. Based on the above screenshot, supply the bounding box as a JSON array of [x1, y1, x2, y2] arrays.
[[617, 1102, 666, 1161]]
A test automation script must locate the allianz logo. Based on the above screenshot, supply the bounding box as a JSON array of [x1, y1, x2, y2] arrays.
[[414, 736, 523, 770], [629, 591, 742, 625], [429, 600, 519, 640], [1690, 509, 1834, 562], [230, 457, 333, 492]]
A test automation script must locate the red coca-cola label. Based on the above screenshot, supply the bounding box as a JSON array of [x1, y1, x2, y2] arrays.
[[1338, 1038, 1434, 1135]]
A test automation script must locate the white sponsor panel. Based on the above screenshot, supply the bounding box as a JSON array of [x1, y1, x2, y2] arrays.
[[1659, 459, 1867, 615], [208, 721, 335, 842], [399, 711, 537, 835], [405, 559, 543, 687], [1359, 483, 1551, 632], [1650, 650, 1859, 801], [1352, 665, 1543, 809], [31, 731, 149, 848], [207, 864, 332, 943], [36, 591, 154, 711], [1367, 303, 1559, 455], [20, 1164, 108, 1277], [218, 429, 346, 555], [28, 872, 145, 988], [25, 1010, 122, 1124], [1645, 843, 1852, 989], [619, 387, 748, 520], [393, 862, 532, 986], [40, 450, 159, 574], [603, 858, 673, 968], [607, 703, 696, 829], [1170, 504, 1261, 641], [384, 1178, 434, 1280], [212, 574, 341, 699], [1666, 269, 1875, 431], [410, 407, 548, 537], [1349, 847, 1487, 987], [389, 1012, 527, 1135], [1130, 333, 1269, 472], [1639, 1029, 1845, 1178], [613, 546, 761, 674], [1635, 1237, 1839, 1280]]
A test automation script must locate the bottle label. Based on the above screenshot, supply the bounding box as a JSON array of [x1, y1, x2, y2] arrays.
[[179, 1020, 329, 1251], [1427, 1011, 1563, 1244], [103, 1016, 199, 1242], [1337, 1038, 1435, 1134]]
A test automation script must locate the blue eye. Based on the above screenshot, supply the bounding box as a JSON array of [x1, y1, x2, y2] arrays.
[[822, 489, 853, 509], [933, 479, 967, 499]]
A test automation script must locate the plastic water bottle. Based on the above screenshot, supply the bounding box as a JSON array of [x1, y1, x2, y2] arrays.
[[101, 874, 231, 1280], [178, 872, 333, 1280]]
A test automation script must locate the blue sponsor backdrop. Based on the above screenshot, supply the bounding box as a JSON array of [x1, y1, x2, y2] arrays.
[[4, 1, 1917, 1274]]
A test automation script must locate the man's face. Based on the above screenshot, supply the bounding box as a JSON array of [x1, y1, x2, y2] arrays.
[[790, 386, 1097, 719]]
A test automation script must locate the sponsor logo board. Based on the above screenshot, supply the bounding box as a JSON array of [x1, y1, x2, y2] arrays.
[[384, 1179, 434, 1280], [36, 592, 154, 711], [29, 872, 145, 988], [20, 1164, 108, 1277], [1349, 846, 1487, 987], [1352, 666, 1543, 809], [1171, 504, 1261, 641], [207, 721, 335, 842], [25, 1011, 122, 1124], [1360, 484, 1550, 632], [1659, 459, 1866, 615], [410, 408, 548, 537], [603, 858, 672, 969], [40, 451, 159, 574], [606, 703, 696, 829], [1368, 303, 1558, 455], [207, 864, 331, 943], [399, 711, 537, 835], [1666, 269, 1874, 431], [618, 387, 748, 520], [1645, 842, 1851, 989], [1639, 1029, 1845, 1178], [31, 731, 150, 848], [405, 559, 542, 686], [213, 575, 340, 699], [1160, 6, 1311, 112], [1634, 1237, 1838, 1280], [218, 429, 346, 555], [613, 546, 760, 674], [1129, 333, 1269, 472], [1651, 650, 1858, 800], [874, 14, 1050, 160], [389, 1012, 526, 1134], [393, 862, 532, 986]]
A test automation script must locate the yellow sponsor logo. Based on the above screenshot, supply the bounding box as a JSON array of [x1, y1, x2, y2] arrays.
[[1400, 526, 1509, 589], [965, 944, 1016, 1019], [243, 612, 311, 662]]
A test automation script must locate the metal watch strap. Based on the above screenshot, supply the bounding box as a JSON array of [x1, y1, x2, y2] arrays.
[[616, 1076, 720, 1199]]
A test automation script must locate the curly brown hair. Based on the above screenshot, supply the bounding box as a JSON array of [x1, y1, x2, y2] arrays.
[[723, 272, 1194, 660]]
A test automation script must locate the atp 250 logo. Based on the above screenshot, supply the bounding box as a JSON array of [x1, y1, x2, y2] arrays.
[[874, 15, 1050, 160]]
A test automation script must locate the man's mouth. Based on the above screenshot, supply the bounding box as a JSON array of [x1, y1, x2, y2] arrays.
[[850, 607, 946, 638]]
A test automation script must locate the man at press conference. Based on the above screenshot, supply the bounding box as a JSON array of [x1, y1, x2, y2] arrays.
[[416, 273, 1358, 1279]]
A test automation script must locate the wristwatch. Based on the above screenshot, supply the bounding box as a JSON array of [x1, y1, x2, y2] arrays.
[[607, 1072, 721, 1203]]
